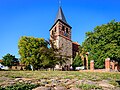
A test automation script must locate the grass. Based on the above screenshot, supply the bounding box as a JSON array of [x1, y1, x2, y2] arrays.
[[76, 84, 103, 90], [0, 71, 120, 89], [109, 80, 120, 87], [0, 82, 38, 90], [0, 71, 120, 81]]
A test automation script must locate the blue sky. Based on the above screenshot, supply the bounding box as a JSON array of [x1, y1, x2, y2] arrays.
[[0, 0, 120, 59]]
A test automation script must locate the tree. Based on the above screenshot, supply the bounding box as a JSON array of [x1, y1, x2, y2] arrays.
[[2, 53, 19, 68], [72, 55, 83, 70], [18, 36, 48, 70], [41, 39, 70, 69], [18, 36, 71, 70], [79, 46, 86, 63], [38, 46, 58, 69], [82, 20, 120, 69]]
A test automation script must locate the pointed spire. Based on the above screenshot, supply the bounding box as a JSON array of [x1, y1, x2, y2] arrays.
[[54, 6, 67, 24]]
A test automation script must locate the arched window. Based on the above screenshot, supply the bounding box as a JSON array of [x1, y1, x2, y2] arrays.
[[62, 26, 65, 31], [66, 28, 68, 33], [52, 30, 54, 35], [55, 27, 56, 32]]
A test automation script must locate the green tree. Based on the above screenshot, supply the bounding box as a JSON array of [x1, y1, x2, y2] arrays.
[[2, 53, 18, 68], [82, 20, 120, 69], [18, 36, 48, 70], [79, 46, 86, 63], [72, 55, 83, 70], [38, 46, 57, 69], [41, 39, 70, 69], [18, 36, 71, 70]]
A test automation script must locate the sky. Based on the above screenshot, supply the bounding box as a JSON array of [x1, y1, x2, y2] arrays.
[[0, 0, 120, 59]]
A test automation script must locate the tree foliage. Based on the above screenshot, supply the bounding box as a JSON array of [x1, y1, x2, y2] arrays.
[[72, 55, 83, 70], [82, 20, 120, 69], [18, 36, 48, 70], [79, 45, 86, 61], [18, 36, 67, 70], [2, 53, 19, 67]]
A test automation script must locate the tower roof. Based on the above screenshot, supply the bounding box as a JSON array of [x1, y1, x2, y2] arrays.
[[49, 6, 72, 31], [55, 7, 67, 24]]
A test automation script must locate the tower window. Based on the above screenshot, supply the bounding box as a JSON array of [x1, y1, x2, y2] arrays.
[[52, 30, 54, 35], [55, 27, 56, 32], [66, 28, 68, 33], [62, 26, 65, 31]]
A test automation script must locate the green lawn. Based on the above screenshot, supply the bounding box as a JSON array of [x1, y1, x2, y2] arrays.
[[0, 71, 120, 80]]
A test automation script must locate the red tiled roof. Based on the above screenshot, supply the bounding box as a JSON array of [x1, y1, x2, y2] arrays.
[[0, 60, 3, 63], [72, 42, 80, 45]]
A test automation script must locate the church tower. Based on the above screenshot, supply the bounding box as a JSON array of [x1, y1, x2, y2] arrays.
[[50, 7, 72, 65]]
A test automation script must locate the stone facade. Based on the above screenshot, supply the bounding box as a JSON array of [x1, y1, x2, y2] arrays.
[[50, 20, 72, 65], [49, 6, 82, 68], [58, 36, 72, 57], [50, 21, 71, 43], [50, 7, 74, 66]]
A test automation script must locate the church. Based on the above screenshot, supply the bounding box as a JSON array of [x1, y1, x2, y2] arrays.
[[49, 6, 80, 68]]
